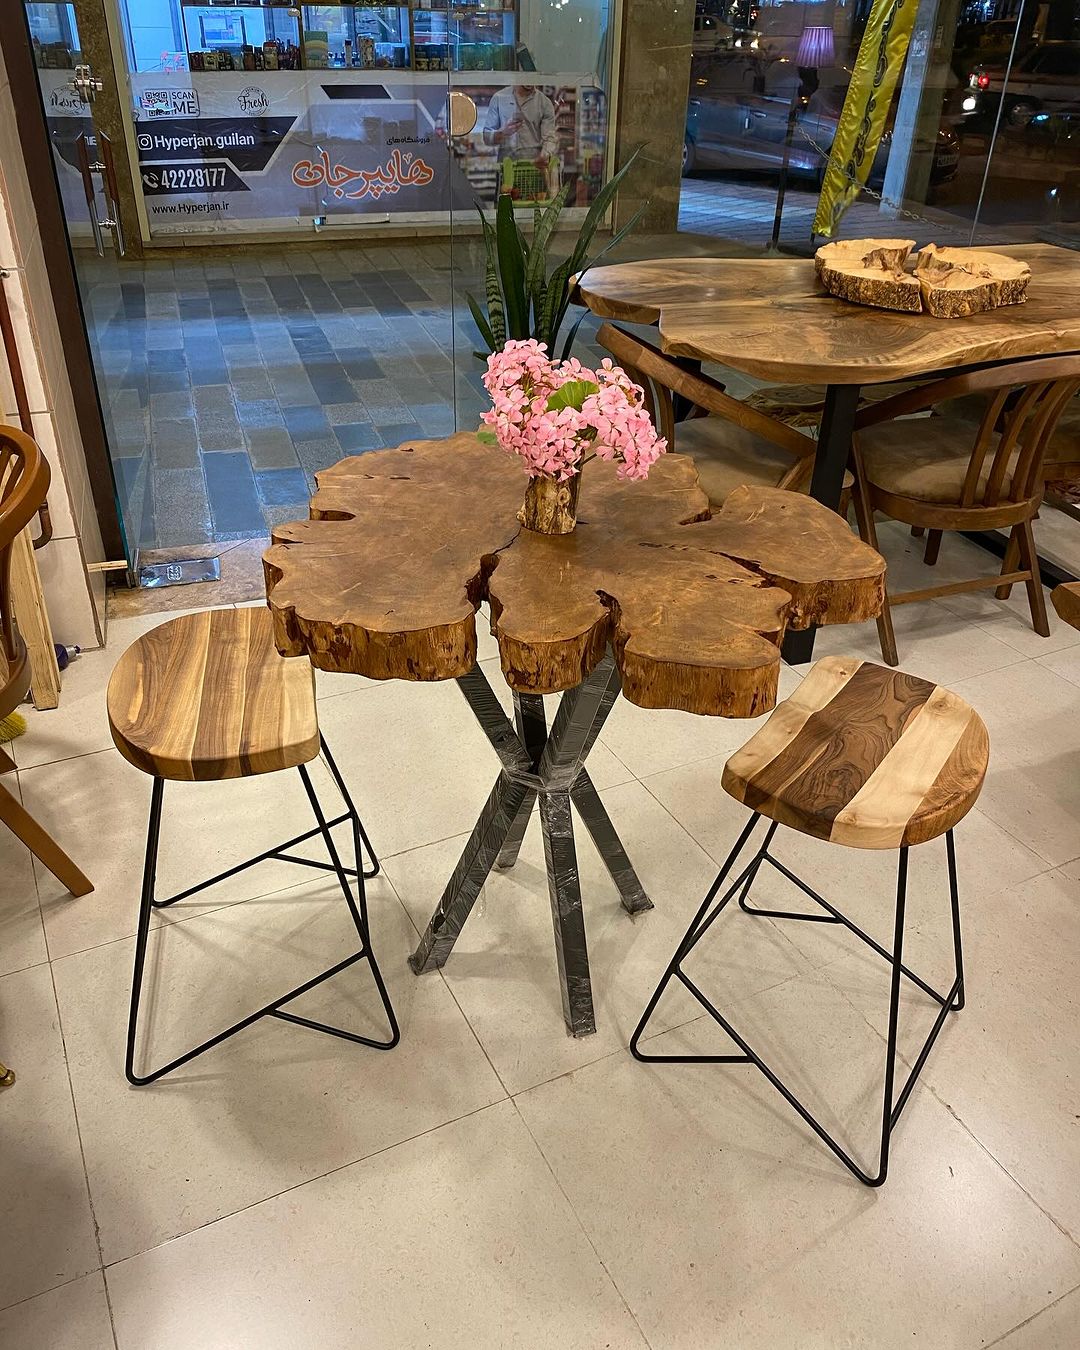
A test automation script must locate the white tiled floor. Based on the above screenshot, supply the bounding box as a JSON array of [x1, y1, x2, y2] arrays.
[[3, 524, 1080, 1349]]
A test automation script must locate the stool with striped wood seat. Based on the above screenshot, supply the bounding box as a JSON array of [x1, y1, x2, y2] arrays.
[[107, 607, 398, 1086], [631, 656, 987, 1187]]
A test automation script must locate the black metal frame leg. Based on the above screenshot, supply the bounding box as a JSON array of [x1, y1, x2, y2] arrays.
[[126, 752, 398, 1087], [630, 814, 965, 1187], [781, 382, 861, 667], [408, 653, 651, 1038]]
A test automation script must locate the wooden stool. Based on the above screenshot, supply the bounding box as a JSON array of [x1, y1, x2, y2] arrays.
[[107, 607, 398, 1086], [631, 656, 988, 1186]]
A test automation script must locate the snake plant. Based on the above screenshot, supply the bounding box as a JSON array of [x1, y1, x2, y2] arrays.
[[466, 147, 645, 362]]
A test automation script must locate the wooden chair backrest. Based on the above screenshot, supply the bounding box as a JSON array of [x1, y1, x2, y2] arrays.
[[596, 323, 816, 464], [854, 355, 1080, 509], [1, 426, 50, 701]]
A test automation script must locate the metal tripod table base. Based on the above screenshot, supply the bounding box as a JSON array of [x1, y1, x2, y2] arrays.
[[408, 654, 651, 1038]]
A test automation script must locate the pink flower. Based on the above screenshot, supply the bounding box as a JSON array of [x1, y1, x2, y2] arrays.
[[482, 343, 666, 483]]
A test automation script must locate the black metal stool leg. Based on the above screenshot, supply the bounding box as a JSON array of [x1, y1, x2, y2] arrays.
[[631, 815, 965, 1187], [320, 735, 380, 880], [126, 778, 165, 1086], [126, 758, 398, 1087]]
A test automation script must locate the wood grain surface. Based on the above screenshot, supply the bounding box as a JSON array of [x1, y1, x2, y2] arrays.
[[573, 243, 1080, 385], [107, 607, 320, 781], [1052, 583, 1080, 631], [722, 655, 989, 848], [264, 434, 886, 719]]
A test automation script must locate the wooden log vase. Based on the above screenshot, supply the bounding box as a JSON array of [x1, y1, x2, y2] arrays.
[[519, 473, 581, 535]]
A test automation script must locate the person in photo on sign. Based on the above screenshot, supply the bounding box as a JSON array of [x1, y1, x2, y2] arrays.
[[484, 84, 558, 198]]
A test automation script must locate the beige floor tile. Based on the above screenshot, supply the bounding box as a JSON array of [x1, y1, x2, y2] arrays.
[[991, 1285, 1080, 1350], [948, 660, 1080, 867], [1037, 642, 1080, 689], [317, 662, 622, 860], [0, 1273, 113, 1350], [385, 780, 812, 1095], [51, 874, 505, 1264], [21, 747, 375, 960], [598, 662, 803, 780], [822, 862, 1080, 1243], [0, 781, 47, 976], [0, 965, 100, 1309], [18, 608, 212, 771], [515, 989, 1080, 1350], [797, 595, 1028, 687], [106, 1100, 646, 1350], [935, 580, 1080, 659]]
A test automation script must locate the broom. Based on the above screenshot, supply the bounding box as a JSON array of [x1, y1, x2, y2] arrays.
[[0, 710, 27, 744]]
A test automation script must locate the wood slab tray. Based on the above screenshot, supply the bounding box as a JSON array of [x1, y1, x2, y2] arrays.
[[816, 239, 1031, 317], [264, 435, 886, 719]]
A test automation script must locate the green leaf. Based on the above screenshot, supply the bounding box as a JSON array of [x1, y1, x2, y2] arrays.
[[539, 257, 573, 350], [524, 183, 570, 328], [546, 379, 598, 413], [477, 213, 506, 348], [557, 308, 590, 363], [465, 291, 495, 355], [566, 144, 644, 274], [495, 193, 529, 340], [475, 427, 498, 444]]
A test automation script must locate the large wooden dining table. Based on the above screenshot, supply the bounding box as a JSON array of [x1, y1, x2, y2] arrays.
[[264, 434, 885, 1037], [574, 242, 1080, 661]]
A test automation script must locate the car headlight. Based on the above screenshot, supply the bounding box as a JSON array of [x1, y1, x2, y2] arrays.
[[962, 95, 977, 112]]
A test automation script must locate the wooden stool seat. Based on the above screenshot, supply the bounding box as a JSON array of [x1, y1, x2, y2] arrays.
[[107, 607, 320, 782], [722, 656, 988, 850]]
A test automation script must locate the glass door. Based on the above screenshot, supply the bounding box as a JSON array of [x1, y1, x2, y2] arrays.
[[445, 0, 615, 426], [24, 1, 145, 566]]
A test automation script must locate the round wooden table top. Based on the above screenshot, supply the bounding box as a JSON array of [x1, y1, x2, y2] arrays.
[[264, 434, 886, 719], [573, 243, 1080, 385]]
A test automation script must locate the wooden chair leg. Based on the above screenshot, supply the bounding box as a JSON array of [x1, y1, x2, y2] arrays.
[[923, 529, 943, 566], [995, 526, 1021, 600], [911, 525, 925, 539], [849, 460, 900, 667], [0, 777, 93, 897], [0, 745, 14, 774], [1016, 519, 1051, 637]]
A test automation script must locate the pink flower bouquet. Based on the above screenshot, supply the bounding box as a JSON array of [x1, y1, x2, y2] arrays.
[[480, 339, 666, 484]]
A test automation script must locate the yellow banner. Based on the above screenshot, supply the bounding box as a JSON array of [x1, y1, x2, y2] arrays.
[[812, 0, 919, 238]]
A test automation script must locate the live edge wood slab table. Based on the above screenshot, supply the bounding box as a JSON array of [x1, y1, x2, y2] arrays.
[[264, 433, 885, 1037], [574, 242, 1080, 663]]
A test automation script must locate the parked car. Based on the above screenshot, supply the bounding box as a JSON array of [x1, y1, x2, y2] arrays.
[[965, 41, 1080, 126], [683, 53, 961, 189]]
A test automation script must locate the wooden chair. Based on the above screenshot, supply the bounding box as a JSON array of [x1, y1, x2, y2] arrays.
[[632, 655, 986, 1187], [0, 425, 92, 898], [597, 323, 832, 504], [848, 355, 1080, 665], [107, 607, 398, 1085]]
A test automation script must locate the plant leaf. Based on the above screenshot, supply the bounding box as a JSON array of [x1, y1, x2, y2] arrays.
[[566, 144, 644, 274], [546, 378, 599, 412], [539, 257, 573, 348], [524, 183, 570, 328], [557, 308, 590, 362], [475, 427, 498, 444], [465, 291, 495, 354], [495, 193, 529, 339]]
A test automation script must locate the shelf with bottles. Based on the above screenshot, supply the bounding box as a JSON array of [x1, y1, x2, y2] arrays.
[[180, 1, 303, 70]]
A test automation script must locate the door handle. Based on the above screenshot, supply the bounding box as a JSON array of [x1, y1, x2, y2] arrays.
[[99, 134, 127, 257], [75, 132, 125, 258], [75, 132, 106, 257], [70, 63, 103, 105]]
